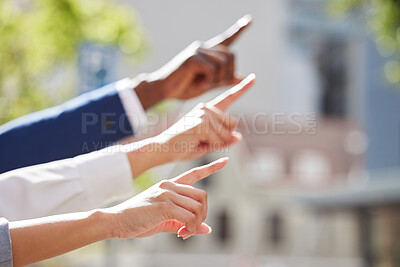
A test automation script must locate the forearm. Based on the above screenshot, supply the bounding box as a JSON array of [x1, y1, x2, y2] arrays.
[[9, 209, 114, 267], [7, 158, 227, 266]]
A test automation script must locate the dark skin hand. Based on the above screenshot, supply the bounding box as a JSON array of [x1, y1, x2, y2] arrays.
[[134, 15, 253, 109]]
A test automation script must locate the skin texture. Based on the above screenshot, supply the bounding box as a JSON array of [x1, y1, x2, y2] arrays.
[[125, 73, 255, 177], [9, 158, 227, 267], [134, 15, 252, 110]]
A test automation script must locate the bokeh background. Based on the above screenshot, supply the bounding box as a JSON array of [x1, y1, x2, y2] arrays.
[[1, 0, 400, 267]]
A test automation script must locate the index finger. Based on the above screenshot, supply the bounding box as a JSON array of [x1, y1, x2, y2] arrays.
[[171, 157, 229, 185], [204, 14, 252, 48], [208, 73, 255, 111]]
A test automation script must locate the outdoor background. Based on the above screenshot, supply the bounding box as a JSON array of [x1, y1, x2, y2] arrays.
[[1, 0, 400, 267]]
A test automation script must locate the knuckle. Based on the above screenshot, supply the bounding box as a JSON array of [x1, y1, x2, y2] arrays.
[[199, 189, 208, 200], [159, 180, 173, 189], [194, 202, 203, 213], [187, 54, 199, 64], [192, 42, 205, 55], [227, 52, 235, 62], [220, 53, 229, 64], [158, 189, 172, 200], [231, 117, 239, 127], [189, 213, 197, 225], [198, 42, 206, 49], [200, 111, 210, 120]]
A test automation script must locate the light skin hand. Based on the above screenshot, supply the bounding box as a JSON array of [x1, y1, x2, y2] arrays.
[[108, 158, 228, 239], [123, 74, 254, 178], [9, 158, 228, 266], [133, 15, 253, 109], [154, 73, 255, 162], [123, 73, 254, 178]]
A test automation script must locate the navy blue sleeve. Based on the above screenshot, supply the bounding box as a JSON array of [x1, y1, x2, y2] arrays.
[[0, 82, 134, 174]]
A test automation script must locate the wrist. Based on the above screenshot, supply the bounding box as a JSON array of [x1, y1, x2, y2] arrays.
[[95, 208, 121, 239], [125, 137, 174, 177], [133, 73, 166, 110], [87, 209, 116, 240]]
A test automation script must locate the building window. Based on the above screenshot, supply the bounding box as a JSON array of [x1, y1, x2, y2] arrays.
[[267, 211, 285, 248], [216, 209, 231, 244]]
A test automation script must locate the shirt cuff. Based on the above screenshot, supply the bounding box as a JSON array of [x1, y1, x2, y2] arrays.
[[115, 78, 148, 135], [74, 146, 134, 208], [0, 218, 12, 267]]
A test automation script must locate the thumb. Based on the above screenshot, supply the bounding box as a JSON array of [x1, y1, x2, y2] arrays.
[[177, 223, 212, 239], [162, 221, 212, 236]]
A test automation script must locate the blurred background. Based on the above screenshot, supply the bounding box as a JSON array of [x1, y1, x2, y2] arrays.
[[1, 0, 400, 266]]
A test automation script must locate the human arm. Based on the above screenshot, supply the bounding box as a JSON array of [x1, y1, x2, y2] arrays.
[[0, 147, 135, 221], [133, 73, 256, 164], [0, 74, 254, 221], [0, 81, 138, 174], [0, 15, 252, 175], [133, 15, 252, 109], [8, 158, 227, 267]]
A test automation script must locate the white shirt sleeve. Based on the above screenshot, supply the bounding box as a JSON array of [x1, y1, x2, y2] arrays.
[[115, 78, 148, 135], [0, 146, 134, 221]]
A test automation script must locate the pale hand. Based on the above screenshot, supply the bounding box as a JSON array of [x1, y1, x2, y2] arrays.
[[108, 158, 228, 240], [156, 73, 255, 161]]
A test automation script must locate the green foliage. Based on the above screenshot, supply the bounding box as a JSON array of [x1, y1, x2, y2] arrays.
[[0, 0, 146, 124], [133, 171, 157, 191], [328, 0, 400, 85]]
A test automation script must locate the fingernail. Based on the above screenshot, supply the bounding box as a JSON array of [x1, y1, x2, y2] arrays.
[[179, 228, 189, 236], [198, 223, 212, 235], [233, 132, 243, 140], [243, 14, 253, 22], [246, 73, 256, 81], [238, 14, 252, 26], [218, 157, 229, 163], [238, 73, 255, 87]]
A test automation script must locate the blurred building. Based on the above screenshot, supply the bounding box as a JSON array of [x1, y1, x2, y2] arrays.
[[78, 43, 119, 93], [41, 0, 400, 266]]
